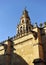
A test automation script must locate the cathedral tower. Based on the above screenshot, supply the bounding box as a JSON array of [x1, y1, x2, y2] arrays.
[[14, 9, 45, 65], [0, 9, 46, 65], [17, 9, 33, 36]]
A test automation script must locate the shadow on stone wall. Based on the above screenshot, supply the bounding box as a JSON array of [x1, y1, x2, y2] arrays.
[[0, 53, 28, 65], [0, 39, 28, 65], [11, 53, 28, 65]]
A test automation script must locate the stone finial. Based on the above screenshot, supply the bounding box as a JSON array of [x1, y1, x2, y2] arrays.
[[23, 7, 28, 14], [34, 22, 38, 27], [39, 23, 43, 28], [8, 36, 10, 40]]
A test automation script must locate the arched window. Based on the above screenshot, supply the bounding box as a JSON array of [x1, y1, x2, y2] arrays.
[[20, 26, 22, 34], [20, 26, 22, 29], [26, 20, 28, 24], [26, 26, 28, 33], [22, 20, 24, 23]]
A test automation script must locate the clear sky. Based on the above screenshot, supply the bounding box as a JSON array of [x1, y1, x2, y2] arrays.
[[0, 0, 46, 42]]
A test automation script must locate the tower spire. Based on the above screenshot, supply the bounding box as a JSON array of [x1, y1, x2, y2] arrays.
[[21, 8, 30, 20], [17, 9, 32, 36]]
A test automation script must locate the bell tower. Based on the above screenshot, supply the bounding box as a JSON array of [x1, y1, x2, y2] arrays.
[[17, 9, 33, 36]]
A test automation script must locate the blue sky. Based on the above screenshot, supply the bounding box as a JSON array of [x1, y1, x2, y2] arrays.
[[0, 0, 46, 42]]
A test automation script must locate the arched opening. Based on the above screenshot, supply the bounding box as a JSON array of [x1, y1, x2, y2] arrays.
[[22, 20, 24, 23], [26, 26, 28, 33], [26, 20, 29, 24], [20, 26, 22, 34]]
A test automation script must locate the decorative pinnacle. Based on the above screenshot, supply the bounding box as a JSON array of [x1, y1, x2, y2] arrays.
[[8, 36, 10, 40], [34, 22, 38, 27]]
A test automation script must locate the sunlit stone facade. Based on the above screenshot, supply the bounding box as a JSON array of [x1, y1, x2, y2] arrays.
[[0, 9, 46, 65]]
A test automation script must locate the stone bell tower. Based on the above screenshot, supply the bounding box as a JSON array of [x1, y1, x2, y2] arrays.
[[0, 9, 46, 65], [17, 9, 33, 35], [15, 9, 45, 65]]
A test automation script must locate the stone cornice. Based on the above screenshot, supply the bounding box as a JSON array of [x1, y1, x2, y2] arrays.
[[14, 37, 33, 46]]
